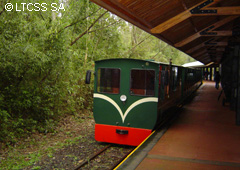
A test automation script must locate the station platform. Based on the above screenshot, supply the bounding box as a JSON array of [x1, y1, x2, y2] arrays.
[[118, 81, 240, 170]]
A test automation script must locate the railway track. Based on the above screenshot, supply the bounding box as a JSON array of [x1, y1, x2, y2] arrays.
[[74, 144, 135, 170], [74, 105, 186, 170]]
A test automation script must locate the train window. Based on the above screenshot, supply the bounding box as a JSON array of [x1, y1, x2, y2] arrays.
[[130, 69, 155, 96], [172, 67, 178, 91], [187, 72, 194, 81], [97, 68, 120, 94]]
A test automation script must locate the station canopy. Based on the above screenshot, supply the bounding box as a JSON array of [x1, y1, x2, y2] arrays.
[[91, 0, 240, 65]]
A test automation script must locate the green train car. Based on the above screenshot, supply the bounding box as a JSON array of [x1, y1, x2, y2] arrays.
[[87, 58, 202, 146]]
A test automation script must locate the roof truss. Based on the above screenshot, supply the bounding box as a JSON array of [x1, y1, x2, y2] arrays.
[[91, 0, 240, 64]]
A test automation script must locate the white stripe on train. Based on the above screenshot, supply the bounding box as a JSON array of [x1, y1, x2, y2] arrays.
[[93, 93, 158, 123]]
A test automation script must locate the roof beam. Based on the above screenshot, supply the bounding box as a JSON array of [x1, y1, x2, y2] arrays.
[[205, 42, 228, 46], [151, 10, 192, 34], [180, 0, 199, 33], [200, 7, 240, 16], [186, 43, 205, 54], [197, 54, 209, 60], [187, 41, 227, 53], [150, 0, 240, 34], [174, 16, 238, 47], [207, 48, 225, 53], [192, 49, 208, 58], [151, 0, 222, 33], [197, 55, 211, 63], [201, 31, 233, 36], [216, 47, 226, 52], [186, 37, 228, 54]]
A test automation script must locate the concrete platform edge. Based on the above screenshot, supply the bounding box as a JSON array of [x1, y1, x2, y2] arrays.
[[116, 127, 168, 170]]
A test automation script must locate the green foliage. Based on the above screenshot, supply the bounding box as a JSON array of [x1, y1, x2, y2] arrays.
[[0, 133, 85, 170], [118, 25, 196, 64], [0, 142, 42, 169], [0, 0, 195, 144]]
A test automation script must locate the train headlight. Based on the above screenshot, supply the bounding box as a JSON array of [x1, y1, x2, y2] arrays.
[[120, 95, 127, 102]]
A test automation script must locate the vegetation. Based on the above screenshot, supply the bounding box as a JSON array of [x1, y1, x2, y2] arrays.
[[0, 0, 195, 145]]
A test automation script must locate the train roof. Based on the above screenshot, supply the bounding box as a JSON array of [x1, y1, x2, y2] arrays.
[[95, 58, 183, 67], [95, 58, 156, 63], [182, 61, 205, 68]]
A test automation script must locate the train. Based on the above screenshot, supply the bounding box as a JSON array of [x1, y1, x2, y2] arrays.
[[86, 58, 202, 146]]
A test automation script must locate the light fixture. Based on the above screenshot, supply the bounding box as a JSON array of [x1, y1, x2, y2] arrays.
[[205, 62, 214, 66], [120, 95, 127, 102]]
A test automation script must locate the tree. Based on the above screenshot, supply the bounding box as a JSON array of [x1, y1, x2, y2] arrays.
[[0, 0, 195, 144]]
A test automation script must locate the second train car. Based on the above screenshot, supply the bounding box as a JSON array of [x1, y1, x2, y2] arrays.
[[87, 58, 202, 146]]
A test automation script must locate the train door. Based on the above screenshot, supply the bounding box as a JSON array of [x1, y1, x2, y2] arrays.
[[158, 65, 169, 101], [125, 65, 159, 130]]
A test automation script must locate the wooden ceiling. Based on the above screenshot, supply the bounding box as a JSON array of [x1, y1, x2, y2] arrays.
[[90, 0, 240, 64]]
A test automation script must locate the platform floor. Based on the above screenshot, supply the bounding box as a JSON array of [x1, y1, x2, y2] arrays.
[[136, 81, 240, 170]]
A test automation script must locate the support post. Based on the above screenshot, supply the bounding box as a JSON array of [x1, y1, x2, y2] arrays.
[[204, 68, 207, 80], [208, 67, 210, 80], [210, 67, 213, 81], [230, 50, 237, 111], [236, 45, 240, 125]]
